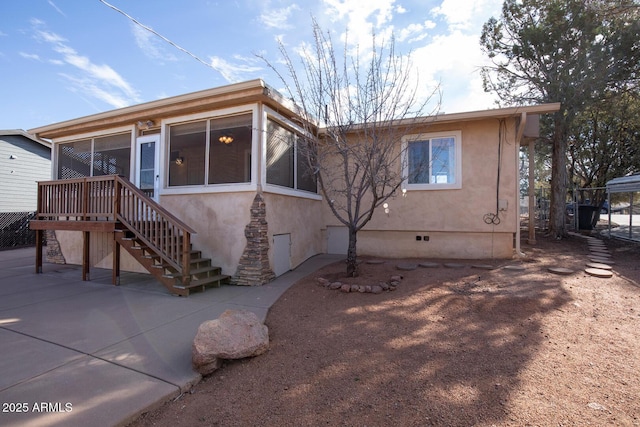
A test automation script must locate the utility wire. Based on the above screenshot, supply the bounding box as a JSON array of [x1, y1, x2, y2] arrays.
[[98, 0, 216, 71]]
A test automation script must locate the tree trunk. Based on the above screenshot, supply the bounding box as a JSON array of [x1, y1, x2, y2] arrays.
[[346, 227, 358, 277], [549, 113, 569, 238]]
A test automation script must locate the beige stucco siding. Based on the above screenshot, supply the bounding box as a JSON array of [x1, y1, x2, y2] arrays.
[[321, 118, 519, 259], [159, 191, 254, 276], [263, 192, 324, 270]]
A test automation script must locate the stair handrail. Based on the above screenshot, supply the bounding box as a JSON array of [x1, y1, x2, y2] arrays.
[[113, 175, 195, 286]]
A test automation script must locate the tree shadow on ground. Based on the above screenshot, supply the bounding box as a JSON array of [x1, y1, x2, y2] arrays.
[[186, 261, 573, 427]]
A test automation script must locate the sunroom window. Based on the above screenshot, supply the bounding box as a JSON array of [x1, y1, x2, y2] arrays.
[[266, 118, 317, 193], [57, 133, 131, 180], [168, 113, 252, 187], [403, 131, 461, 190]]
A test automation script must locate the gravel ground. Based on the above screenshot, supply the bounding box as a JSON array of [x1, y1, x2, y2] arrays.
[[129, 233, 640, 427]]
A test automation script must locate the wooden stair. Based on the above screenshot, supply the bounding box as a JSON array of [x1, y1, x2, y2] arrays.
[[32, 175, 230, 297], [115, 226, 230, 296]]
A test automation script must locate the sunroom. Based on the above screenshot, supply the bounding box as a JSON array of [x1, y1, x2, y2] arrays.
[[30, 80, 324, 295]]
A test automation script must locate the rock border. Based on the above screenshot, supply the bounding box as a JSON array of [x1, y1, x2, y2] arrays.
[[316, 275, 403, 294]]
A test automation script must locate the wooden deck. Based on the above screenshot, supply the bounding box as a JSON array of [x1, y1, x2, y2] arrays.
[[31, 175, 228, 295]]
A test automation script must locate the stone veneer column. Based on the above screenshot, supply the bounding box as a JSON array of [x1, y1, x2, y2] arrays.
[[232, 193, 276, 286], [45, 230, 66, 264]]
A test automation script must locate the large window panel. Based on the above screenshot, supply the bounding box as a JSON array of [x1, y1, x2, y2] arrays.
[[408, 140, 430, 184], [266, 119, 294, 188], [208, 113, 252, 184], [57, 139, 92, 179], [169, 121, 206, 187], [296, 143, 317, 193], [93, 133, 131, 178]]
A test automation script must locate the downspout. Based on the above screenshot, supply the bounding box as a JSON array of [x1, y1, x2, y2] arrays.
[[514, 112, 527, 257]]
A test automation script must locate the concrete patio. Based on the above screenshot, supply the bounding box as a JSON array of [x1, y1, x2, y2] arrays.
[[0, 246, 340, 427]]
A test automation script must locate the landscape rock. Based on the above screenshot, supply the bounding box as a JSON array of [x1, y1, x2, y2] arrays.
[[316, 277, 329, 286], [350, 284, 360, 292], [390, 275, 403, 282], [371, 285, 383, 294], [192, 309, 269, 376], [329, 282, 343, 290], [340, 284, 351, 293]]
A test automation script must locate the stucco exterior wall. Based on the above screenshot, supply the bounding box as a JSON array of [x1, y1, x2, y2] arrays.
[[321, 118, 520, 259], [159, 191, 254, 276], [263, 192, 324, 270]]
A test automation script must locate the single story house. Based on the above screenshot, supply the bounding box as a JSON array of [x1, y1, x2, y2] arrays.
[[28, 79, 559, 295]]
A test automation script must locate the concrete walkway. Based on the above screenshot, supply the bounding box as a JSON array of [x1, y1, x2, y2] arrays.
[[0, 247, 341, 427]]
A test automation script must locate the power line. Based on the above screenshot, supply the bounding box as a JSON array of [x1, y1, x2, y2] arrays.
[[98, 0, 217, 72]]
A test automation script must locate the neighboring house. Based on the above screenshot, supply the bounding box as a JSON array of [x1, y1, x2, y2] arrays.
[[28, 79, 559, 295], [0, 130, 51, 249], [0, 130, 51, 212]]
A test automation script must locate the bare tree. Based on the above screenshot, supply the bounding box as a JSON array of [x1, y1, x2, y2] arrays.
[[260, 19, 439, 276]]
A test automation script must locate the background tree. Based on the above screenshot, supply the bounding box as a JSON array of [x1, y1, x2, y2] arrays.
[[568, 90, 640, 213], [480, 0, 640, 238], [261, 20, 439, 276]]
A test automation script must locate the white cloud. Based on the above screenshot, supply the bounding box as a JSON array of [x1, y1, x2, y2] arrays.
[[260, 4, 301, 29], [19, 52, 41, 61], [412, 30, 497, 113], [32, 22, 141, 108], [322, 0, 397, 48], [209, 55, 263, 83], [397, 21, 436, 43], [431, 0, 502, 31], [47, 0, 66, 17], [131, 24, 177, 62]]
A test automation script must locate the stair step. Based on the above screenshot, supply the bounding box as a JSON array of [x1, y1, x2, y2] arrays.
[[173, 274, 230, 290], [163, 265, 222, 279]]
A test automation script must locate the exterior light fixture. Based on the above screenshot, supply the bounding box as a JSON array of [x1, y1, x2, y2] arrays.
[[383, 202, 390, 215], [9, 154, 17, 159], [402, 188, 407, 197], [137, 120, 155, 129], [219, 135, 233, 144], [175, 157, 184, 165]]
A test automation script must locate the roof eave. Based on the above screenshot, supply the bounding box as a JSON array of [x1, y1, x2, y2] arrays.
[[0, 129, 52, 148], [28, 79, 273, 140]]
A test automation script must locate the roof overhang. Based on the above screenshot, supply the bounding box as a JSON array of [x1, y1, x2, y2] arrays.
[[425, 103, 561, 125], [28, 79, 301, 140], [28, 76, 560, 142], [0, 129, 51, 148]]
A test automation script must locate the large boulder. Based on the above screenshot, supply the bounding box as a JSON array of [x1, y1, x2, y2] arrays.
[[192, 309, 269, 375]]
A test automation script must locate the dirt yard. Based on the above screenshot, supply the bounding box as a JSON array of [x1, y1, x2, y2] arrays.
[[130, 233, 640, 427]]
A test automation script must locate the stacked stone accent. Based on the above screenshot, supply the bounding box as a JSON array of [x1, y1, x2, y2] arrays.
[[232, 193, 276, 286], [45, 230, 66, 264]]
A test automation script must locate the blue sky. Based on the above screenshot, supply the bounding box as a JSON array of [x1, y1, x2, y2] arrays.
[[1, 0, 503, 132]]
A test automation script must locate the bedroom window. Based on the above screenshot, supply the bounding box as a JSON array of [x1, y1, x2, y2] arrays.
[[403, 131, 461, 190]]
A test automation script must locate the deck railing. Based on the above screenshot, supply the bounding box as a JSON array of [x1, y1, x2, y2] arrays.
[[36, 175, 195, 284]]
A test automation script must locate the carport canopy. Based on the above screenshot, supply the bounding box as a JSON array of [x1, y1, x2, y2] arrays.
[[606, 174, 640, 193]]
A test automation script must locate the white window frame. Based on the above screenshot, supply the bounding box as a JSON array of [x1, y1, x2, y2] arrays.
[[53, 125, 136, 180], [160, 104, 259, 195], [401, 130, 462, 191], [262, 106, 321, 200]]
